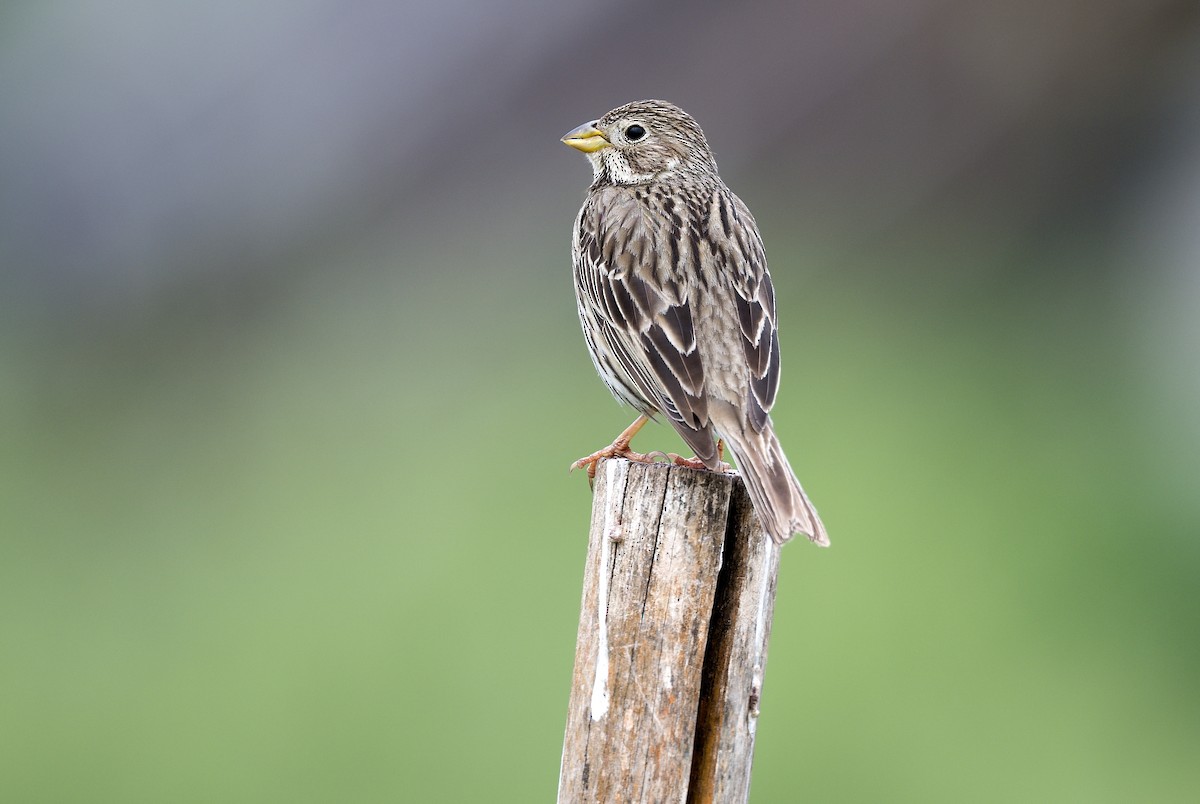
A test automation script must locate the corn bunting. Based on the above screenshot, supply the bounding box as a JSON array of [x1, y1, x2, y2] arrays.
[[562, 100, 828, 546]]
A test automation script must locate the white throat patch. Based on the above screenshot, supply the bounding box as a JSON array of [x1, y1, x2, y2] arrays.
[[597, 149, 658, 185]]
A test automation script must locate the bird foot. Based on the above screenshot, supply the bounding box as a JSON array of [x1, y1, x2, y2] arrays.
[[665, 453, 733, 474], [571, 444, 663, 487], [570, 423, 732, 486], [571, 415, 655, 487], [664, 438, 732, 474]]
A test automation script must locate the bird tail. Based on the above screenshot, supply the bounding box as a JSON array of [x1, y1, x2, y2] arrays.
[[723, 422, 829, 546]]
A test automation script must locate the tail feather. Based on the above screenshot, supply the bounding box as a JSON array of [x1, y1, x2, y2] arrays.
[[722, 423, 829, 547]]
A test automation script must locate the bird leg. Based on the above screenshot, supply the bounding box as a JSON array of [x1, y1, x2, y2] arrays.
[[570, 414, 657, 484]]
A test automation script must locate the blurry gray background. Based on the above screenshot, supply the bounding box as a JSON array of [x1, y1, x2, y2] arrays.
[[2, 1, 1199, 801]]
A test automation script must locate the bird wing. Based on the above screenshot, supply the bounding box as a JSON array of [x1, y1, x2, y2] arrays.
[[723, 191, 780, 433], [576, 194, 717, 462]]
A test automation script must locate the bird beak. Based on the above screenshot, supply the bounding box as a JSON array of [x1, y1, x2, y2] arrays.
[[561, 121, 610, 153]]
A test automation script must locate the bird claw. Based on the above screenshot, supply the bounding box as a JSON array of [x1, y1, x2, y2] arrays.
[[667, 453, 707, 471], [570, 444, 659, 488], [571, 423, 732, 488], [665, 453, 733, 474], [667, 440, 731, 474]]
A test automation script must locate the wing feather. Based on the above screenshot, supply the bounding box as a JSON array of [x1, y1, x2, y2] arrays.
[[725, 192, 781, 434], [575, 193, 716, 461]]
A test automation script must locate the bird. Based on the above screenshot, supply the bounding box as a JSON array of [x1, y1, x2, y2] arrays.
[[561, 100, 829, 547]]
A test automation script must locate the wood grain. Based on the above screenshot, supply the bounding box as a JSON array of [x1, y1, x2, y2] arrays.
[[557, 458, 782, 803]]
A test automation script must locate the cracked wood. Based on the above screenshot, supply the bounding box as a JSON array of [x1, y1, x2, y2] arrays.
[[558, 458, 782, 803]]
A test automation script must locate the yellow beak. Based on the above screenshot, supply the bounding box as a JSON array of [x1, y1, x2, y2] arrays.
[[561, 121, 610, 153]]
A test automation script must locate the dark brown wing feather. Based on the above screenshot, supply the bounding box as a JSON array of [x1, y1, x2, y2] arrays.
[[576, 193, 717, 463], [725, 192, 780, 433]]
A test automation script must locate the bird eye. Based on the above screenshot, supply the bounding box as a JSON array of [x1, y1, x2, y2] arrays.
[[624, 124, 646, 142]]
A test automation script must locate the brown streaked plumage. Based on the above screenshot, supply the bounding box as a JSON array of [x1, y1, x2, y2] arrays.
[[562, 100, 829, 546]]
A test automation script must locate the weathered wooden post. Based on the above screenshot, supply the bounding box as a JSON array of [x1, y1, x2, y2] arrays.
[[558, 458, 782, 803]]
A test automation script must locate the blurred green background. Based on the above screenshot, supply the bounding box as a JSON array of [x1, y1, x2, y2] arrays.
[[2, 2, 1199, 801]]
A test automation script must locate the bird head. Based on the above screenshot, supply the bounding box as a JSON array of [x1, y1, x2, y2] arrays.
[[561, 99, 718, 186]]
